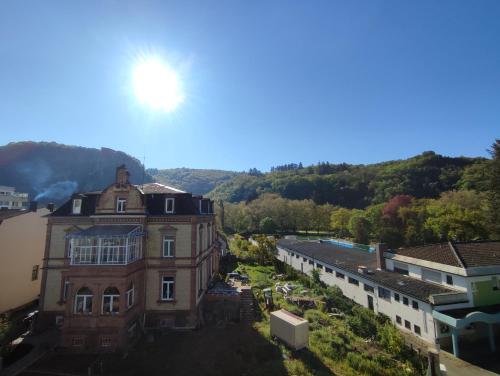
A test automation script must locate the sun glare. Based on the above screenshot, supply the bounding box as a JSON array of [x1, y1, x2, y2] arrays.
[[132, 56, 185, 113]]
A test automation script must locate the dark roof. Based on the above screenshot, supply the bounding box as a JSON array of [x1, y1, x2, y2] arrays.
[[453, 242, 500, 268], [278, 239, 378, 270], [67, 225, 143, 238], [390, 241, 500, 268], [0, 209, 29, 221], [277, 239, 461, 304], [51, 186, 213, 217]]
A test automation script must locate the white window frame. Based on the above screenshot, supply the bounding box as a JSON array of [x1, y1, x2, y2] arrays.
[[74, 293, 93, 314], [72, 199, 82, 214], [126, 285, 135, 308], [116, 197, 126, 213], [102, 291, 120, 315], [161, 277, 175, 301], [165, 198, 175, 214], [162, 236, 174, 257]]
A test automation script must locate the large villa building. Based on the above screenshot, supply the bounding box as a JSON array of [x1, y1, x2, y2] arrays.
[[38, 166, 220, 350], [277, 238, 500, 358]]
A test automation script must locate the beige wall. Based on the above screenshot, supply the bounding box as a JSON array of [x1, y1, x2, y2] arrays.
[[95, 184, 145, 214], [145, 268, 191, 310], [0, 209, 48, 313], [146, 224, 192, 258]]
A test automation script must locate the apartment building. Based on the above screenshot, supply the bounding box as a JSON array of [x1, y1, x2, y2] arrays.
[[0, 185, 29, 209], [38, 165, 220, 350], [277, 239, 500, 358], [0, 204, 49, 313]]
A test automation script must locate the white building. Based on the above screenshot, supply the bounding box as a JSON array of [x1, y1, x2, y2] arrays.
[[276, 239, 500, 358], [0, 185, 29, 209]]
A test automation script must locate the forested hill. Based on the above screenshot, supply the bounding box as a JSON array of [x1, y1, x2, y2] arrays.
[[147, 168, 239, 195], [208, 152, 490, 208], [0, 142, 153, 203]]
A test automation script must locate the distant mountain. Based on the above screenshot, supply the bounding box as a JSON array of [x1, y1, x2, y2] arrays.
[[207, 152, 489, 208], [148, 168, 239, 195], [0, 141, 153, 203]]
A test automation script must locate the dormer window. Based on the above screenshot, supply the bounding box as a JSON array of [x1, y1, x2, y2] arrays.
[[165, 198, 175, 214], [72, 199, 82, 215], [116, 198, 127, 213]]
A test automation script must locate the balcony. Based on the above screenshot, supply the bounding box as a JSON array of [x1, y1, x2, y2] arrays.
[[66, 225, 144, 266]]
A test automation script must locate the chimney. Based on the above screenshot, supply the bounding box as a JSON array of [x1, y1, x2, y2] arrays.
[[29, 201, 38, 212], [116, 165, 130, 185], [46, 203, 55, 212], [376, 243, 388, 270]]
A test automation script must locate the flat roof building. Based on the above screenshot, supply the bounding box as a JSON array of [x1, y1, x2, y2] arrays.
[[277, 238, 500, 358], [0, 185, 29, 210]]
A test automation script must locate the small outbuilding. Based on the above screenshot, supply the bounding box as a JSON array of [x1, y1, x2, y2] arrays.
[[270, 309, 309, 350]]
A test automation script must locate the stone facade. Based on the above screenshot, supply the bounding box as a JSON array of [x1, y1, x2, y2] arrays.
[[38, 166, 220, 351]]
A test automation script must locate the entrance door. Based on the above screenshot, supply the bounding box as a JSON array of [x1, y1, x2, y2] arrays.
[[301, 263, 303, 273], [367, 295, 374, 311]]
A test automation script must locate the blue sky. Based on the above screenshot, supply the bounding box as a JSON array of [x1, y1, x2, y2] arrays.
[[1, 1, 499, 171]]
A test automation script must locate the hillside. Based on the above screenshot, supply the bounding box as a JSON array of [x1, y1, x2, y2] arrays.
[[208, 152, 489, 208], [0, 141, 153, 203], [148, 168, 239, 195]]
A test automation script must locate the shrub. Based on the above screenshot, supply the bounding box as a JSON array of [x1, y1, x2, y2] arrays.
[[304, 310, 333, 331], [346, 353, 386, 376], [377, 322, 405, 356], [310, 327, 352, 361], [346, 306, 378, 339], [322, 286, 354, 313]]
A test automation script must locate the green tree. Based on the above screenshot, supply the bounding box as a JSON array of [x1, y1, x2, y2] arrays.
[[251, 235, 277, 265], [330, 208, 352, 238], [349, 210, 371, 244], [259, 217, 277, 234], [487, 140, 500, 239], [424, 191, 489, 241]]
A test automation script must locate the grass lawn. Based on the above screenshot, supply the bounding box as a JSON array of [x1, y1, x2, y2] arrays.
[[235, 262, 426, 376]]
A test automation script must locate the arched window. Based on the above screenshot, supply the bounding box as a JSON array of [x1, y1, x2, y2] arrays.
[[102, 287, 120, 314], [74, 287, 93, 314], [126, 282, 135, 309]]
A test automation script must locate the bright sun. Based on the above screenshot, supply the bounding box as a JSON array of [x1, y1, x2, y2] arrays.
[[132, 56, 185, 112]]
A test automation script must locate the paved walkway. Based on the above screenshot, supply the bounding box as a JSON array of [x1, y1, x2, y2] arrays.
[[439, 350, 499, 376], [1, 330, 59, 376]]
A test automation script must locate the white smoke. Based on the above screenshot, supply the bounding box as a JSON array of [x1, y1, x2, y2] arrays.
[[35, 181, 78, 201]]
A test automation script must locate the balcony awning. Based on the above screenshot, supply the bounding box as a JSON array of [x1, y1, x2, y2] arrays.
[[433, 304, 500, 329], [66, 225, 145, 239]]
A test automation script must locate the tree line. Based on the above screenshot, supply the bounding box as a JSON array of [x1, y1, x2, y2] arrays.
[[209, 151, 488, 208], [219, 140, 500, 249]]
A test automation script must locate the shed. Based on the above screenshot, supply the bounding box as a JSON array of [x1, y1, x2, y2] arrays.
[[270, 309, 309, 350]]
